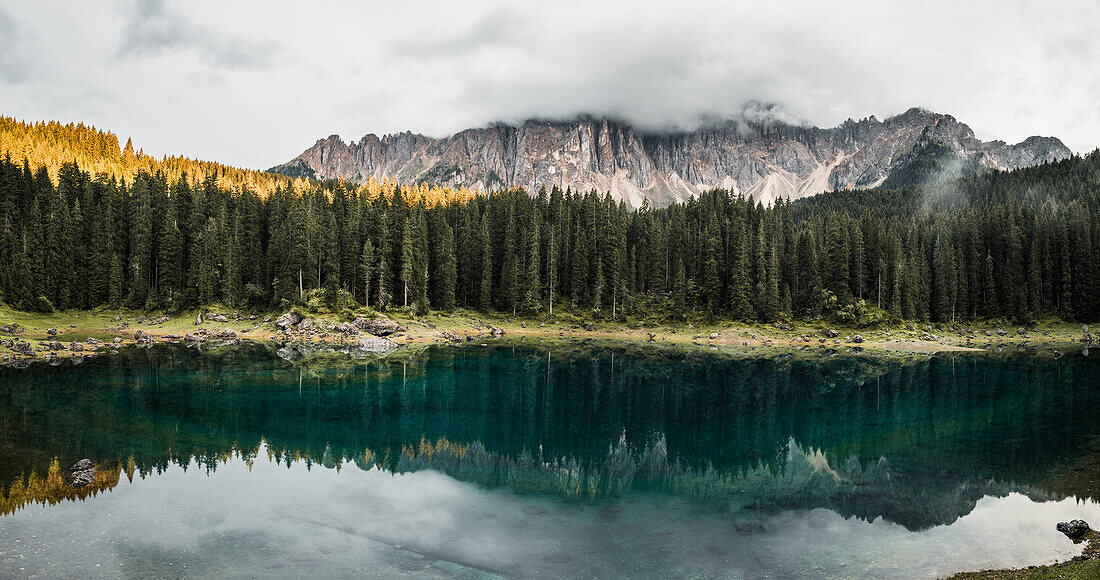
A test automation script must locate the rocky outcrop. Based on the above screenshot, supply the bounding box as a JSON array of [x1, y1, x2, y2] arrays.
[[354, 316, 399, 337], [271, 107, 1071, 207]]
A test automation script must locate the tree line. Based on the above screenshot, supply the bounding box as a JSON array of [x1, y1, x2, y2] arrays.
[[0, 151, 1098, 324]]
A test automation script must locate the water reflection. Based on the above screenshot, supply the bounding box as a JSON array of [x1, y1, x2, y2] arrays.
[[2, 449, 1097, 579], [2, 343, 1099, 533]]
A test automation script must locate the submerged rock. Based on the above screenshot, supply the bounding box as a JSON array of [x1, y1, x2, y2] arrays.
[[69, 459, 95, 488], [1057, 519, 1091, 541], [358, 337, 399, 353]]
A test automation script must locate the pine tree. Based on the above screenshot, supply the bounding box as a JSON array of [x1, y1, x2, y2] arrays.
[[158, 191, 183, 306], [361, 240, 374, 308], [400, 218, 412, 308], [437, 223, 457, 311], [478, 213, 492, 310], [729, 223, 753, 320]]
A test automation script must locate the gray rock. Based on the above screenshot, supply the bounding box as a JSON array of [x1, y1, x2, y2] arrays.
[[823, 329, 839, 338], [275, 312, 301, 330], [297, 318, 313, 331], [1057, 520, 1090, 540], [133, 330, 152, 343], [69, 459, 95, 488], [211, 328, 237, 339], [46, 327, 57, 336], [852, 334, 865, 344], [355, 316, 399, 337], [331, 322, 358, 335], [358, 337, 399, 353], [70, 458, 93, 471]]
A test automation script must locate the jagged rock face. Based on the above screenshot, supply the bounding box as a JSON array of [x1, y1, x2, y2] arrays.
[[271, 107, 1071, 207]]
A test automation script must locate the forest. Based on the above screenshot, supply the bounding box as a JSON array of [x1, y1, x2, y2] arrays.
[[1, 133, 1098, 325]]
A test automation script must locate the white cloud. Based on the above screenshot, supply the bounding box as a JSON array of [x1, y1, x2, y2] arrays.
[[0, 0, 1096, 169]]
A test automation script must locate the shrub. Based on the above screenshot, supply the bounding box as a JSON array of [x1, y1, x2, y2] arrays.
[[22, 295, 55, 313]]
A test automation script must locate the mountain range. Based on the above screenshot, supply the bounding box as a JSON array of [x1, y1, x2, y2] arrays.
[[270, 107, 1072, 206]]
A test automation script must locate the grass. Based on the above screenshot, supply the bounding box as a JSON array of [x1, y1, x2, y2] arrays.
[[0, 303, 1093, 363], [951, 560, 1100, 579]]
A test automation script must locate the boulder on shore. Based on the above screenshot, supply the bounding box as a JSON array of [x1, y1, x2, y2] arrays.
[[275, 312, 301, 330], [354, 316, 399, 337], [133, 329, 152, 343], [1057, 519, 1091, 540], [823, 329, 839, 338]]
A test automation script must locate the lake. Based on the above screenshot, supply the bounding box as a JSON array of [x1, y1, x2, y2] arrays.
[[2, 342, 1099, 578]]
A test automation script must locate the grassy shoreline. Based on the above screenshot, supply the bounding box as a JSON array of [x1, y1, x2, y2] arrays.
[[0, 305, 1093, 363]]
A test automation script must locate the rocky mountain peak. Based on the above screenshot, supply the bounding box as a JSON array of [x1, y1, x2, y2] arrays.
[[270, 107, 1072, 206]]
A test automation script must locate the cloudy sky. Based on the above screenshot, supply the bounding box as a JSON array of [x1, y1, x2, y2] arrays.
[[2, 0, 1098, 169]]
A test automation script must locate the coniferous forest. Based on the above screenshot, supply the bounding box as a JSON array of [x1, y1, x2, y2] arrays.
[[1, 150, 1098, 326]]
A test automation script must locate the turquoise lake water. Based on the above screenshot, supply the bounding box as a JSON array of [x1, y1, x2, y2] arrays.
[[2, 343, 1099, 578]]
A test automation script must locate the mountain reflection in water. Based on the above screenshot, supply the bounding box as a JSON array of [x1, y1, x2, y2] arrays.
[[2, 343, 1099, 534]]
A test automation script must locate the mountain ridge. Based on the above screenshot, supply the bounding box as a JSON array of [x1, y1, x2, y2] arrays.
[[270, 107, 1072, 206]]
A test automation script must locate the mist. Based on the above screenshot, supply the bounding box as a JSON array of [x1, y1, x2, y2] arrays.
[[0, 0, 1096, 168]]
